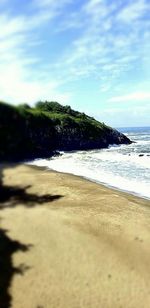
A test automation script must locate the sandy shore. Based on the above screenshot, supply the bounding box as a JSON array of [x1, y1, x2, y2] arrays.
[[0, 164, 150, 308]]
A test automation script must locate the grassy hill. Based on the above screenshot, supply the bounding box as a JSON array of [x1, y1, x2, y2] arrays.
[[0, 101, 131, 161]]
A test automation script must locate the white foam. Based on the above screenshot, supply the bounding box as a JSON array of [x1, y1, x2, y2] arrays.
[[28, 129, 150, 200], [29, 151, 150, 199]]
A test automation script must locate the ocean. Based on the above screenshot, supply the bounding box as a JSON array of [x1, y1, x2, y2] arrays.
[[30, 127, 150, 200]]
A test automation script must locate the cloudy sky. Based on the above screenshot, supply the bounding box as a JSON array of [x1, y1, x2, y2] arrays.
[[0, 0, 150, 127]]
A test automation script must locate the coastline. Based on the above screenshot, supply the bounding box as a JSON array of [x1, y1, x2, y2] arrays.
[[0, 163, 150, 308], [29, 162, 150, 201]]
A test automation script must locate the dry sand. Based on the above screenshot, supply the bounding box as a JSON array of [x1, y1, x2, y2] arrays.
[[0, 164, 150, 308]]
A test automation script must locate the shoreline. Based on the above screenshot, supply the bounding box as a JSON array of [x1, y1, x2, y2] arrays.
[[0, 163, 150, 308], [28, 162, 150, 202]]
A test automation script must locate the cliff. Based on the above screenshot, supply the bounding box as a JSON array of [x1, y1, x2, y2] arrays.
[[0, 101, 132, 161]]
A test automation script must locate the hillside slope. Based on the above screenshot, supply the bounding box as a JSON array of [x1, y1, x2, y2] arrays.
[[0, 101, 131, 161]]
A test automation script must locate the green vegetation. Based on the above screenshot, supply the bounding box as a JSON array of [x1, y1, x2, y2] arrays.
[[0, 101, 131, 161]]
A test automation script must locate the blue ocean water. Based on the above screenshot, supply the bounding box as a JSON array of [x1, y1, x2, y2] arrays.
[[30, 127, 150, 199]]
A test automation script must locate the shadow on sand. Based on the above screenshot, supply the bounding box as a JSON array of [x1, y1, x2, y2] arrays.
[[0, 164, 63, 307], [0, 226, 32, 308], [0, 184, 63, 209], [0, 164, 63, 209]]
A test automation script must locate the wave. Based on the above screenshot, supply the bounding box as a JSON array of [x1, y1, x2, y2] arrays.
[[29, 127, 150, 200], [29, 149, 150, 199]]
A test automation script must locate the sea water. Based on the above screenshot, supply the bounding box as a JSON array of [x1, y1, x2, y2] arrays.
[[30, 127, 150, 200]]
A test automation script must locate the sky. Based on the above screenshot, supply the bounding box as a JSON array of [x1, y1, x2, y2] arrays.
[[0, 0, 150, 127]]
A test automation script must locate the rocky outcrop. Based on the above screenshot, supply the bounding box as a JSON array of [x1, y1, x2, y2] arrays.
[[0, 101, 132, 161], [55, 125, 131, 151]]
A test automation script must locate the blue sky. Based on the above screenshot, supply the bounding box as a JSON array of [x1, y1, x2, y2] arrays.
[[0, 0, 150, 127]]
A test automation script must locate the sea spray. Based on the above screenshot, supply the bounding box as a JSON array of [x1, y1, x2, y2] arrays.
[[29, 127, 150, 200]]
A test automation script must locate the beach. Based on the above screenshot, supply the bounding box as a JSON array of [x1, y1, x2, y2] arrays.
[[0, 164, 150, 308]]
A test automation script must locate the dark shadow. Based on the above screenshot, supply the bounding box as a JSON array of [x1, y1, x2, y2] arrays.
[[0, 164, 63, 209], [0, 185, 63, 209], [0, 164, 63, 307], [0, 226, 32, 308], [0, 163, 4, 188]]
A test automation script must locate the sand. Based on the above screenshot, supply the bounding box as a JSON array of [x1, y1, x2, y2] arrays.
[[0, 164, 150, 308]]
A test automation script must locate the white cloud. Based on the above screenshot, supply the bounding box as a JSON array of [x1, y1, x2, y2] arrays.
[[0, 1, 72, 105], [92, 104, 150, 127], [0, 60, 71, 104], [54, 0, 150, 88], [108, 92, 150, 103], [117, 0, 149, 23], [0, 6, 61, 40], [0, 0, 150, 109]]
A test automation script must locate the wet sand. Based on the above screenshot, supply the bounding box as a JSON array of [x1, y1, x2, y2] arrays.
[[0, 164, 150, 308]]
